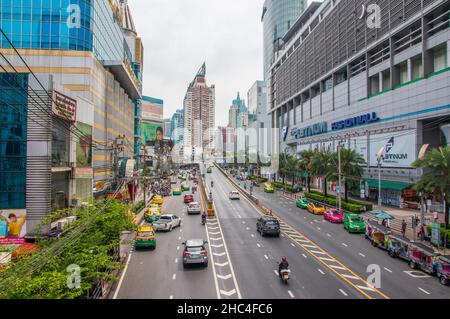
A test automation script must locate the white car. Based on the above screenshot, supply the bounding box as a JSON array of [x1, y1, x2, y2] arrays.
[[229, 191, 240, 200], [187, 202, 201, 215], [152, 214, 182, 231]]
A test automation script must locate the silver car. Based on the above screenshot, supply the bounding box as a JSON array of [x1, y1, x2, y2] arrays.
[[187, 202, 201, 215], [182, 239, 208, 268], [152, 214, 182, 232]]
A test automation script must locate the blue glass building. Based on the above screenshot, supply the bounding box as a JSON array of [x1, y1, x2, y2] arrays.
[[0, 73, 28, 209]]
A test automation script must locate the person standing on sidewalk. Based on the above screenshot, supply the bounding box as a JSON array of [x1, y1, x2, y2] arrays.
[[401, 220, 407, 237], [432, 211, 438, 222]]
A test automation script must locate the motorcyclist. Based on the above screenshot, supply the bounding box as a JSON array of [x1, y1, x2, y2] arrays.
[[211, 180, 214, 188], [278, 257, 289, 278], [201, 211, 207, 224]]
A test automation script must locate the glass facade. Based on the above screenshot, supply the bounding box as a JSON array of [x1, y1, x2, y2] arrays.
[[0, 73, 28, 209], [0, 0, 126, 63], [262, 0, 306, 77]]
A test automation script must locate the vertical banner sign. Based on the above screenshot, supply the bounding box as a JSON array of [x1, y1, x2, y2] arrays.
[[431, 222, 441, 246], [53, 91, 77, 122]]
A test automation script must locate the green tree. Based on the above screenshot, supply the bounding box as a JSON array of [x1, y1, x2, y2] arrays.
[[298, 150, 315, 192], [412, 146, 450, 228], [311, 150, 333, 197], [331, 148, 366, 202]]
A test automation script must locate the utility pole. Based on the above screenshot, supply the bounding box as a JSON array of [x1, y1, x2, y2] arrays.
[[112, 135, 125, 189], [338, 142, 342, 212]]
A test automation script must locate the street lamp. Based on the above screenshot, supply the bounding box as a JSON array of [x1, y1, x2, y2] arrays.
[[418, 144, 430, 225], [376, 146, 385, 209], [337, 142, 342, 212]]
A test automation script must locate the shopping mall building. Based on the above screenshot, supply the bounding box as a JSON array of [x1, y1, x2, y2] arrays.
[[269, 0, 450, 208], [0, 0, 143, 234]]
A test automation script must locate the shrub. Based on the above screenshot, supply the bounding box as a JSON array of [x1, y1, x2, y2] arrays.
[[304, 192, 364, 212]]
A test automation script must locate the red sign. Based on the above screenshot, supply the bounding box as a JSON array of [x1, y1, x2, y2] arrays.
[[0, 237, 25, 245], [53, 91, 77, 122]]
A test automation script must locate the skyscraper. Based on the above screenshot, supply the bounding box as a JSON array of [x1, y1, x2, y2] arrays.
[[262, 0, 307, 78], [228, 92, 248, 128], [170, 109, 184, 144], [183, 63, 215, 157]]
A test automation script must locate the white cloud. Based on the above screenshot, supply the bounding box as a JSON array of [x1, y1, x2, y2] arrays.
[[128, 0, 265, 127]]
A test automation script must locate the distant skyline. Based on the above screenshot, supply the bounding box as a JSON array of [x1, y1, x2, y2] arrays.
[[128, 0, 319, 126]]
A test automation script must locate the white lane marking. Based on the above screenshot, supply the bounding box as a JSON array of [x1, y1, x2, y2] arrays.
[[297, 239, 310, 243], [302, 254, 307, 258], [215, 262, 229, 267], [208, 226, 219, 230], [242, 221, 246, 224], [251, 234, 255, 238], [281, 234, 285, 237], [175, 258, 178, 263], [213, 252, 226, 257], [329, 264, 346, 270], [287, 290, 295, 298], [419, 287, 430, 295], [209, 237, 222, 241], [178, 236, 181, 240], [172, 273, 176, 280], [342, 243, 348, 247], [180, 229, 182, 232], [220, 289, 236, 297], [210, 244, 224, 248], [274, 270, 279, 276], [327, 233, 331, 237], [311, 250, 327, 255], [359, 253, 366, 258], [319, 257, 335, 262], [302, 244, 316, 248], [209, 231, 220, 235], [317, 227, 321, 231], [246, 227, 250, 230], [170, 295, 174, 299], [318, 269, 325, 275], [290, 243, 295, 247], [237, 215, 242, 218], [177, 246, 180, 251], [257, 243, 261, 248], [112, 252, 132, 299], [342, 274, 359, 280], [217, 274, 232, 280], [339, 289, 348, 296], [356, 285, 375, 292], [264, 254, 269, 260], [384, 267, 392, 273], [404, 271, 431, 278]]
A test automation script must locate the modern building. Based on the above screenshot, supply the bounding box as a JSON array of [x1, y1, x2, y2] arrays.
[[164, 119, 172, 140], [170, 109, 184, 144], [268, 0, 450, 208], [261, 0, 307, 79], [141, 96, 164, 144], [217, 126, 236, 165], [183, 63, 215, 158], [228, 92, 248, 128], [0, 0, 144, 234]]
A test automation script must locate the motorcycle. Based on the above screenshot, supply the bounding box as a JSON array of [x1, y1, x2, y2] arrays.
[[201, 214, 206, 225], [277, 263, 291, 284]]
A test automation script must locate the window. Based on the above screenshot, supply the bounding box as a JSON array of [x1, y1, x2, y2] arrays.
[[433, 46, 447, 73], [411, 56, 423, 80]]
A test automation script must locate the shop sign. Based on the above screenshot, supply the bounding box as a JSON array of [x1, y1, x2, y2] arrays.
[[74, 167, 93, 178], [53, 91, 76, 122], [289, 122, 327, 140], [369, 131, 416, 167], [431, 222, 441, 246], [331, 112, 380, 131]]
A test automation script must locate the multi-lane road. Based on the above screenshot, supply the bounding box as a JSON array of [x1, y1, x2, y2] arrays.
[[112, 164, 450, 299]]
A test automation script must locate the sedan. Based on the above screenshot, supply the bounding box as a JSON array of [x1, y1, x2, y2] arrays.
[[152, 214, 182, 232], [307, 203, 325, 215], [182, 239, 208, 268], [323, 209, 344, 223], [296, 198, 309, 209], [229, 191, 240, 200], [184, 194, 194, 204], [187, 202, 201, 214]]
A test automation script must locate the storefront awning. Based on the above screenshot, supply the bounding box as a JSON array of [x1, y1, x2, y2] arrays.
[[365, 179, 413, 191]]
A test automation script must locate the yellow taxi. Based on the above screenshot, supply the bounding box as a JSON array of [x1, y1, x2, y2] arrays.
[[149, 204, 161, 212], [134, 225, 156, 249], [144, 208, 161, 223], [151, 194, 163, 205], [263, 183, 275, 193], [307, 202, 326, 215]]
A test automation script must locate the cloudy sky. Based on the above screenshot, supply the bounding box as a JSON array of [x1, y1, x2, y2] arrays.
[[128, 0, 314, 127]]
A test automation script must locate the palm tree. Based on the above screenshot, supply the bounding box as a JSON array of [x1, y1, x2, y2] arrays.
[[285, 155, 300, 186], [298, 150, 315, 192], [412, 146, 450, 228], [310, 150, 333, 197], [331, 148, 366, 202]]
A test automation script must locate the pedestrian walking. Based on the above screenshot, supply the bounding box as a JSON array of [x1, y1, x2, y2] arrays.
[[381, 219, 387, 227], [432, 211, 438, 222], [418, 223, 425, 241], [401, 219, 407, 237]]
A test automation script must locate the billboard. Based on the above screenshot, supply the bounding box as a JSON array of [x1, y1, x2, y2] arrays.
[[369, 131, 416, 167], [0, 209, 26, 245], [142, 97, 163, 121], [141, 121, 164, 145]]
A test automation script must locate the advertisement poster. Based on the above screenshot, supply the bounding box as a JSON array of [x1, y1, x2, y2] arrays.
[[369, 131, 416, 167], [141, 122, 164, 145], [0, 209, 26, 241]]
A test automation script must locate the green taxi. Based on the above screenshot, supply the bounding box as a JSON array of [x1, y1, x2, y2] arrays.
[[144, 209, 161, 223], [296, 198, 310, 209], [134, 226, 156, 249], [173, 187, 182, 196], [207, 167, 212, 173], [343, 213, 366, 233], [181, 182, 190, 192]]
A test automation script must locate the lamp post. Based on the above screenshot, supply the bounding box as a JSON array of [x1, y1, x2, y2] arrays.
[[376, 146, 385, 209], [337, 142, 342, 212], [418, 144, 430, 225]]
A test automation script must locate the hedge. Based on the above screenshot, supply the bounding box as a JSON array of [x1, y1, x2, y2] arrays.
[[305, 190, 373, 211], [304, 192, 366, 212], [271, 181, 301, 193], [256, 177, 268, 183]]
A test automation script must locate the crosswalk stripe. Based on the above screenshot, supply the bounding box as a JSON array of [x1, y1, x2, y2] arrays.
[[330, 265, 346, 270], [311, 250, 327, 255], [342, 274, 359, 280], [356, 285, 375, 292], [319, 257, 335, 262]]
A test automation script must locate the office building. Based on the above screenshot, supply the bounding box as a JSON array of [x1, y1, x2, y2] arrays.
[[268, 0, 450, 207]]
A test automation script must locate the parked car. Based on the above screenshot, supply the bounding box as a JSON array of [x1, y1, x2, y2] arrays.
[[134, 226, 156, 249], [151, 194, 163, 205], [181, 182, 190, 191], [229, 191, 240, 200], [256, 217, 280, 237], [187, 202, 201, 214], [182, 239, 208, 268], [184, 194, 194, 204], [296, 198, 309, 209], [437, 255, 450, 286], [307, 203, 325, 215], [323, 208, 344, 223], [207, 167, 212, 174], [263, 183, 275, 193], [152, 214, 181, 232], [343, 213, 366, 233]]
